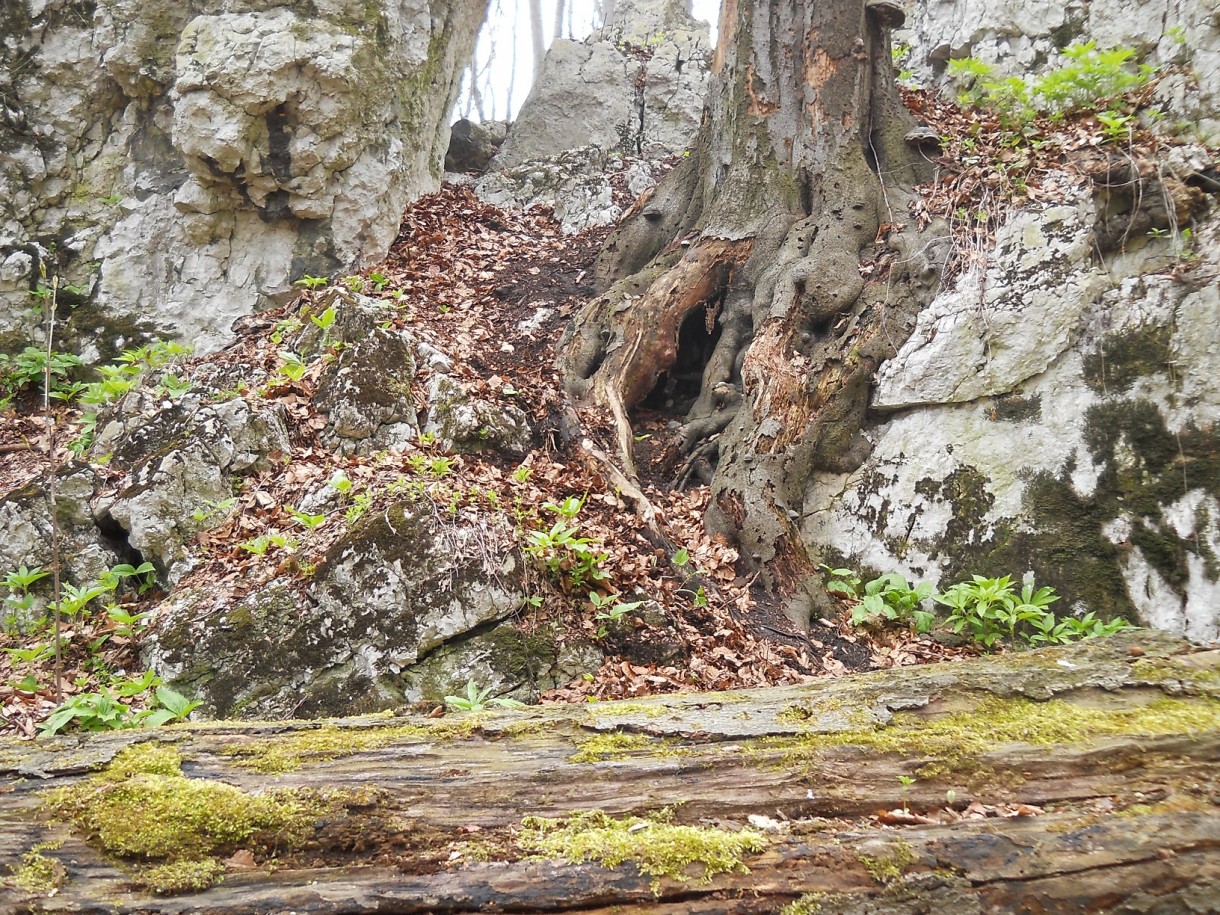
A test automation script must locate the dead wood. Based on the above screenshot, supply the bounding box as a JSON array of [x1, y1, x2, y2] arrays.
[[2, 632, 1218, 914]]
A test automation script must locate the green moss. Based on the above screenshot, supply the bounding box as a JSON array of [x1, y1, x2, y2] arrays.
[[779, 894, 825, 915], [106, 742, 183, 778], [1132, 658, 1220, 694], [987, 393, 1042, 423], [1083, 326, 1175, 395], [9, 842, 65, 895], [520, 808, 766, 890], [43, 744, 347, 863], [1117, 794, 1212, 818], [219, 719, 477, 773], [777, 695, 1220, 775], [570, 731, 654, 763], [136, 858, 227, 895], [858, 840, 916, 884], [586, 701, 667, 719]]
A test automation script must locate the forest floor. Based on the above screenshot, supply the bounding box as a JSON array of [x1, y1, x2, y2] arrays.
[[4, 77, 1208, 737], [0, 183, 977, 738]]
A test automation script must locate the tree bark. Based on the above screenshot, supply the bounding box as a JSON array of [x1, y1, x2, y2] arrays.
[[559, 0, 946, 626], [528, 0, 546, 78], [2, 633, 1217, 913]]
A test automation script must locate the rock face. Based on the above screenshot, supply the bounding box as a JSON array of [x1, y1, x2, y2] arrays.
[[898, 0, 1220, 144], [141, 495, 593, 718], [0, 0, 485, 356], [473, 0, 710, 233], [802, 177, 1220, 642], [97, 393, 292, 582]]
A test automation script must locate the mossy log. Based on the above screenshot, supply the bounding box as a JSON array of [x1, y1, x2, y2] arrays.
[[2, 632, 1219, 913]]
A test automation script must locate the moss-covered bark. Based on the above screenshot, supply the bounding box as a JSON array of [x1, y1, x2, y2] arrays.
[[2, 633, 1218, 912]]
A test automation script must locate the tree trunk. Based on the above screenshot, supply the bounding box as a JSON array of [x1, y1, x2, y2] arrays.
[[3, 633, 1218, 912], [528, 0, 547, 78], [558, 0, 945, 626]]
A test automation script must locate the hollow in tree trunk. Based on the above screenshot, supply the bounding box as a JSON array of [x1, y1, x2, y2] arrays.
[[559, 0, 948, 627]]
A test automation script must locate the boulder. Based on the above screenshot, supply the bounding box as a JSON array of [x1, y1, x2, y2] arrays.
[[96, 394, 291, 581], [444, 118, 506, 173], [475, 0, 711, 232], [0, 0, 485, 357], [143, 493, 531, 718], [298, 290, 420, 454], [424, 374, 532, 456]]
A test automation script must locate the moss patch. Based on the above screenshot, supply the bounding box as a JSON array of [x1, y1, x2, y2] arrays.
[[137, 858, 227, 895], [1083, 325, 1175, 395], [780, 895, 826, 915], [8, 842, 65, 896], [858, 839, 916, 884], [570, 731, 659, 763], [585, 700, 667, 719], [219, 719, 478, 773], [519, 808, 766, 889], [42, 744, 359, 892], [776, 694, 1220, 776]]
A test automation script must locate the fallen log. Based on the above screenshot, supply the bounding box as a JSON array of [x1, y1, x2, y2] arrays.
[[2, 631, 1218, 914]]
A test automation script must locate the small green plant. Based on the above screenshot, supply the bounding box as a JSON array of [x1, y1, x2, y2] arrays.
[[0, 346, 82, 399], [948, 41, 1156, 135], [368, 271, 389, 291], [590, 591, 643, 637], [39, 678, 201, 735], [239, 532, 296, 555], [850, 572, 937, 633], [1096, 110, 1134, 143], [444, 679, 525, 712], [294, 274, 329, 290], [191, 497, 237, 524], [524, 520, 609, 590], [342, 275, 365, 292], [274, 352, 309, 384], [820, 564, 863, 599], [934, 575, 1020, 648], [309, 304, 338, 332], [154, 373, 193, 399], [329, 470, 354, 495], [344, 491, 374, 524], [286, 505, 326, 531], [105, 603, 151, 639]]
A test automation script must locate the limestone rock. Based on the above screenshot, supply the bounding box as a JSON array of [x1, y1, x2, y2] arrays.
[[97, 394, 290, 579], [898, 0, 1220, 143], [477, 146, 662, 236], [400, 623, 603, 704], [445, 119, 508, 173], [299, 290, 419, 454], [424, 374, 532, 456], [144, 495, 528, 718], [803, 192, 1220, 642], [0, 0, 484, 357], [0, 467, 126, 626], [476, 0, 709, 231]]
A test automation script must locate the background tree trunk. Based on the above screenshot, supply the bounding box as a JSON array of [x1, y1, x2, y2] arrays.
[[3, 634, 1217, 913], [559, 0, 946, 626], [528, 0, 547, 78]]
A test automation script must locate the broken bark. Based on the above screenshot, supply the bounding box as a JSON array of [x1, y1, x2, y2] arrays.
[[3, 632, 1218, 913], [558, 0, 947, 626]]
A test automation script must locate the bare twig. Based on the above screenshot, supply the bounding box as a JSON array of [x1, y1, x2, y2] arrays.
[[40, 267, 63, 703]]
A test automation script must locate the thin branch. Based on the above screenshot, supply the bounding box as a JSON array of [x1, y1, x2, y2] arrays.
[[41, 268, 63, 704]]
